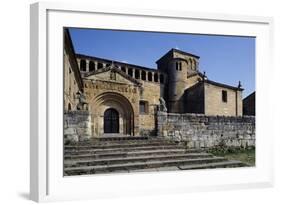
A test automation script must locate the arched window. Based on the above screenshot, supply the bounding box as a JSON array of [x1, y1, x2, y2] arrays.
[[176, 62, 182, 71], [106, 63, 111, 68], [135, 70, 140, 79], [128, 68, 133, 77], [89, 61, 95, 72], [121, 66, 126, 73], [68, 103, 71, 111], [148, 72, 152, 81], [80, 59, 86, 71], [141, 71, 146, 81], [97, 62, 103, 69], [154, 73, 159, 82], [160, 74, 164, 84]]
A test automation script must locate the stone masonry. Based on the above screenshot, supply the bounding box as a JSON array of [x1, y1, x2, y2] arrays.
[[64, 111, 92, 143], [157, 111, 255, 149]]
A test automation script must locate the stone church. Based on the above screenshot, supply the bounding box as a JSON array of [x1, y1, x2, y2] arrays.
[[64, 29, 244, 138]]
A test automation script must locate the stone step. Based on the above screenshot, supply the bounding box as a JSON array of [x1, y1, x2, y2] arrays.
[[64, 157, 226, 175], [64, 153, 213, 167], [64, 142, 181, 150], [92, 136, 149, 141], [178, 160, 247, 170], [71, 139, 177, 147], [64, 149, 201, 160], [64, 145, 187, 154]]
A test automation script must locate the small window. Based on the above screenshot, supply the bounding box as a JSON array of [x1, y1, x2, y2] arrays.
[[80, 59, 86, 71], [128, 68, 133, 77], [135, 70, 140, 79], [141, 71, 146, 81], [97, 62, 103, 69], [154, 73, 158, 82], [139, 101, 149, 114], [89, 61, 95, 72], [148, 72, 152, 81], [176, 62, 182, 71], [69, 67, 72, 74], [121, 66, 126, 73], [222, 90, 227, 103]]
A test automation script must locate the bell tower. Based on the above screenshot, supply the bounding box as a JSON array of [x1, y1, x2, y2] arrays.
[[156, 48, 200, 113]]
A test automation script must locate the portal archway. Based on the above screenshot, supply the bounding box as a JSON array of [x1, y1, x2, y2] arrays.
[[90, 92, 135, 137]]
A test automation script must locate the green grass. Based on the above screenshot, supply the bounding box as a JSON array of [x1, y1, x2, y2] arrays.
[[207, 147, 255, 166]]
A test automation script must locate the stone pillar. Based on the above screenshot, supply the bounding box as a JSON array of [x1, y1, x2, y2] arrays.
[[94, 61, 97, 71], [86, 60, 89, 72], [64, 110, 92, 143], [157, 111, 167, 138]]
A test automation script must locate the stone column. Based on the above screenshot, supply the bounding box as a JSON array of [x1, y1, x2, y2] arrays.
[[86, 60, 89, 72], [94, 61, 97, 71]]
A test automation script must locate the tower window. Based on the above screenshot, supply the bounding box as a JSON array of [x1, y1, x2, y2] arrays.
[[222, 90, 227, 103], [139, 101, 149, 114], [176, 62, 182, 71]]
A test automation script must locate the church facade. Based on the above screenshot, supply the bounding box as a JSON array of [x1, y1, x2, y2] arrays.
[[64, 29, 244, 138]]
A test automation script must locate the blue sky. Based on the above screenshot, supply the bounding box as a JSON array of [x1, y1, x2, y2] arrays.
[[69, 28, 255, 97]]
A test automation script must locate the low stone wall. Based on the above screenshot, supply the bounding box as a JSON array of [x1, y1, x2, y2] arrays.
[[64, 111, 92, 143], [157, 112, 255, 149]]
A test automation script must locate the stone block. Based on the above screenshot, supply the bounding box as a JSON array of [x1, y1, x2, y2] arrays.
[[79, 135, 91, 142], [64, 134, 79, 143], [64, 128, 76, 135]]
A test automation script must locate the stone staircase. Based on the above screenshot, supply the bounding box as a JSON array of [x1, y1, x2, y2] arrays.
[[64, 137, 247, 176]]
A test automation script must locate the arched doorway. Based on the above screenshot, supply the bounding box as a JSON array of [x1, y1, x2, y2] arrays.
[[104, 108, 119, 133], [90, 92, 137, 137]]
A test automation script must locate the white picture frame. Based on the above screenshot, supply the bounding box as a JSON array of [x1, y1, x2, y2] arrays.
[[30, 2, 274, 202]]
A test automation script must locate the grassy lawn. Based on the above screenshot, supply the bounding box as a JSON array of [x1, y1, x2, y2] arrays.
[[207, 147, 255, 166]]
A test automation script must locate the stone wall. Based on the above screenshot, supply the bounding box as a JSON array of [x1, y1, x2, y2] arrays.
[[64, 111, 92, 143], [157, 112, 255, 149], [204, 82, 243, 116]]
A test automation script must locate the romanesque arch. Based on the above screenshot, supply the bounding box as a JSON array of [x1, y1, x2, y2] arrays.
[[90, 92, 134, 137]]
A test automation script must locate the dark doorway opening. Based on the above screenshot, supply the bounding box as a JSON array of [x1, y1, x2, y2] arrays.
[[104, 108, 119, 133]]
